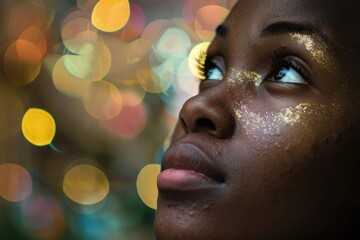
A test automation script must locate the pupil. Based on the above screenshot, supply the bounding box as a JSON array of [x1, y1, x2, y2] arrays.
[[276, 66, 290, 81], [207, 68, 216, 79]]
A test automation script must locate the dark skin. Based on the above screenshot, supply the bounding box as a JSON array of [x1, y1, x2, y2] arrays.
[[155, 0, 360, 239]]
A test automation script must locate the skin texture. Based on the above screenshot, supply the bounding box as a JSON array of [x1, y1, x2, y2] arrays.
[[155, 0, 360, 239]]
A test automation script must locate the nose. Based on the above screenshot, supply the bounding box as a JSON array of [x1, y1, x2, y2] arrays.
[[179, 89, 235, 139]]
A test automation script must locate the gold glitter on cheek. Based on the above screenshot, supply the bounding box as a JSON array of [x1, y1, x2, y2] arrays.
[[289, 33, 337, 73], [236, 103, 334, 138], [228, 68, 262, 87]]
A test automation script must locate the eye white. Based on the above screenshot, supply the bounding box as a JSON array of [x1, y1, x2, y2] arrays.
[[276, 66, 306, 84], [207, 67, 223, 81]]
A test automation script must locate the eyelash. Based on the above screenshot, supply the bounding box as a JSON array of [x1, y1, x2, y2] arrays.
[[270, 51, 309, 83], [195, 50, 218, 80]]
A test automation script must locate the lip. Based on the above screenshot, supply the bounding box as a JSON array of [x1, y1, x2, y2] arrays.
[[157, 142, 224, 192]]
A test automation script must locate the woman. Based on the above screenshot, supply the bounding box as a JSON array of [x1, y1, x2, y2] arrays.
[[155, 0, 360, 239]]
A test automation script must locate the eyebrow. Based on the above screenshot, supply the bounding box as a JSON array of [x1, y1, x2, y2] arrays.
[[260, 21, 334, 50], [216, 25, 227, 38]]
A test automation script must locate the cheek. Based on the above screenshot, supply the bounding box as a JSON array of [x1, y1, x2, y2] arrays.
[[236, 103, 342, 150], [229, 102, 347, 193], [215, 103, 349, 230]]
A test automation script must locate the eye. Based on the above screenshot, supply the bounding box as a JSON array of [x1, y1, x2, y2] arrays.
[[206, 65, 223, 81], [196, 51, 224, 81], [274, 65, 306, 84], [269, 54, 309, 85]]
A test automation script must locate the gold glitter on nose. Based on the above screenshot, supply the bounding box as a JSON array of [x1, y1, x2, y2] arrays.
[[228, 69, 262, 86]]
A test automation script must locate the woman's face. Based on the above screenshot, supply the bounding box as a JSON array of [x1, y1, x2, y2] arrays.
[[155, 0, 360, 239]]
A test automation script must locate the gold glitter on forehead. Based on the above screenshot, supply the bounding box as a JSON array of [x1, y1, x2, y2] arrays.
[[289, 33, 337, 73], [228, 69, 262, 86]]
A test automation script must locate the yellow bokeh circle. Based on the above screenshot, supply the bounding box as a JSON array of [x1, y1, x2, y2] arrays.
[[22, 108, 56, 146], [63, 164, 109, 205], [136, 164, 161, 210], [188, 42, 210, 79], [91, 0, 130, 32]]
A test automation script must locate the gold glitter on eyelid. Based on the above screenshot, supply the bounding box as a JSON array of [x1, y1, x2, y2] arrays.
[[289, 33, 337, 72], [228, 69, 262, 86]]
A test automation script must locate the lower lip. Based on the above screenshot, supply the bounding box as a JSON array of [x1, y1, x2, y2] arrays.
[[157, 168, 218, 191]]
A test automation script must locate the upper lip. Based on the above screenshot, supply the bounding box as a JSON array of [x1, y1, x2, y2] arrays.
[[161, 142, 225, 183]]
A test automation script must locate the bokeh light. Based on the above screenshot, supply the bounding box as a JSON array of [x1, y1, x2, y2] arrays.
[[153, 27, 191, 60], [136, 164, 161, 210], [182, 0, 217, 32], [16, 39, 43, 64], [63, 41, 112, 81], [22, 108, 56, 146], [63, 164, 110, 205], [188, 41, 210, 79], [83, 80, 123, 120], [4, 41, 42, 86], [101, 100, 147, 139], [124, 38, 152, 66], [17, 26, 47, 63], [7, 1, 54, 39], [19, 194, 65, 239], [194, 5, 230, 41], [136, 66, 173, 93], [91, 0, 131, 32], [141, 19, 172, 43], [0, 163, 32, 202], [52, 55, 92, 97], [119, 85, 146, 107], [0, 0, 234, 238], [174, 57, 200, 95], [61, 11, 98, 45], [113, 3, 146, 41]]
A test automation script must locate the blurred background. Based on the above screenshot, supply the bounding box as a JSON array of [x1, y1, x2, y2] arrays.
[[0, 0, 236, 239]]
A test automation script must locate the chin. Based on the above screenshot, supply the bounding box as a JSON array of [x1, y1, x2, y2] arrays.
[[154, 192, 358, 240], [154, 195, 220, 240]]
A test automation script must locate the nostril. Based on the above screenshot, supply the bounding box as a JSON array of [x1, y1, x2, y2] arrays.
[[196, 118, 216, 132]]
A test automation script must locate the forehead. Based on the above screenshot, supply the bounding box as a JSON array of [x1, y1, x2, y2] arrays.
[[232, 0, 351, 17], [227, 0, 358, 40], [222, 0, 360, 77]]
